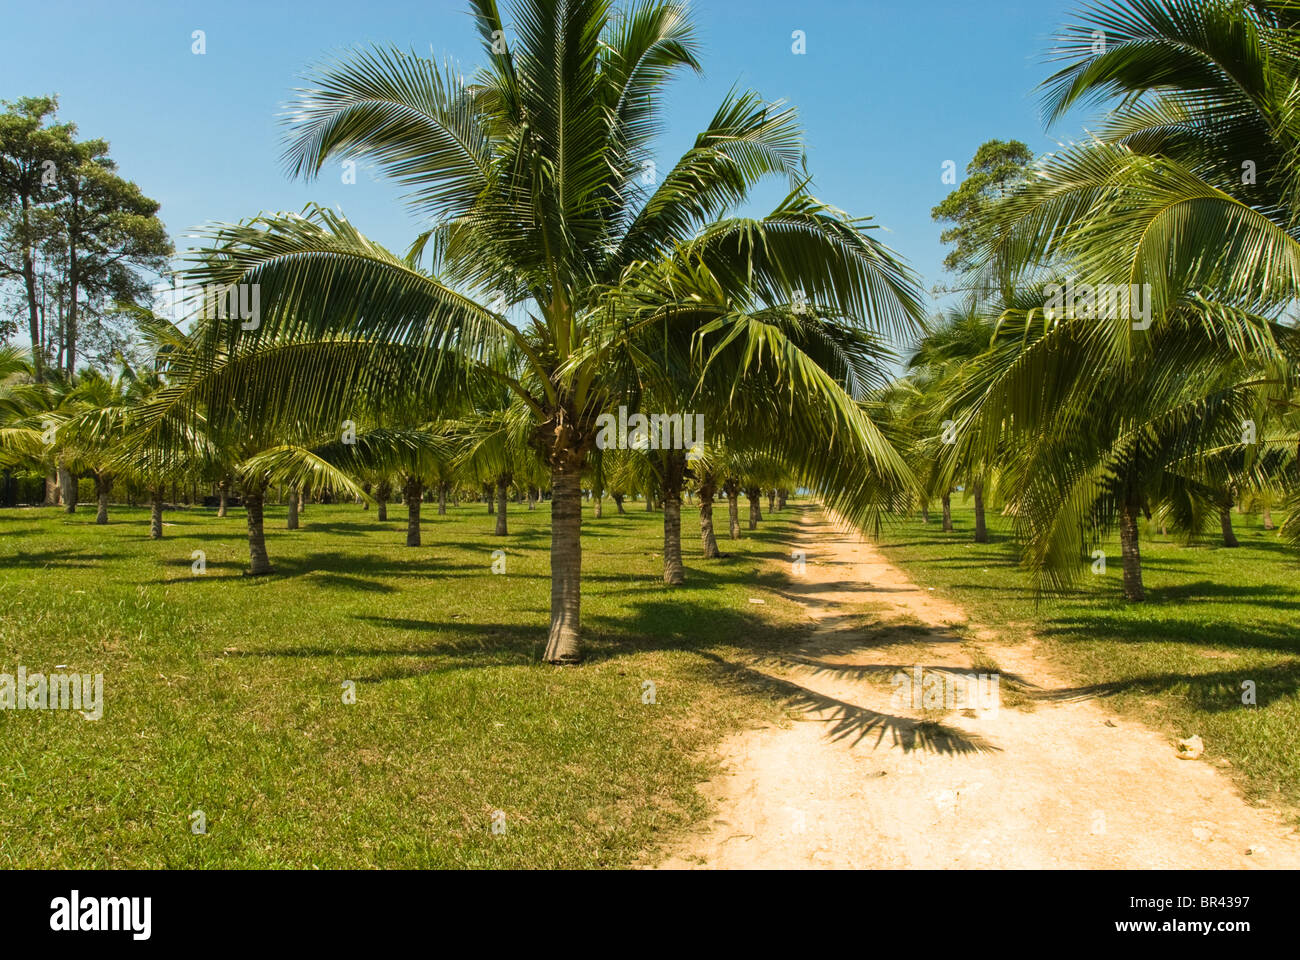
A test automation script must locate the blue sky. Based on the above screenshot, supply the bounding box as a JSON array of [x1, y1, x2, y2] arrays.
[[2, 0, 1097, 342]]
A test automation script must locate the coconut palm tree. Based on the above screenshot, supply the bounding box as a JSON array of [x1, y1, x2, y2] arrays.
[[172, 0, 924, 661], [945, 0, 1300, 597]]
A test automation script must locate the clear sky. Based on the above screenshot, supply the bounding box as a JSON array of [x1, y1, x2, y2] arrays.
[[1, 0, 1098, 342]]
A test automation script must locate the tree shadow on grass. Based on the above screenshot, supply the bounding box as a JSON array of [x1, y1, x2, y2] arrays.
[[1021, 660, 1300, 712], [0, 547, 118, 567], [1037, 611, 1300, 656], [1141, 581, 1300, 610]]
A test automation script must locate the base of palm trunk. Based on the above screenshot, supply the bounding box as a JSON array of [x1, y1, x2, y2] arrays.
[[663, 498, 685, 585], [544, 460, 583, 664], [245, 492, 273, 575], [1119, 500, 1145, 601], [1219, 507, 1239, 548], [699, 491, 722, 559]]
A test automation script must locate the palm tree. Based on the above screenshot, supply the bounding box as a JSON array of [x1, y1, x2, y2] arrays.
[[173, 0, 924, 661], [943, 0, 1300, 598]]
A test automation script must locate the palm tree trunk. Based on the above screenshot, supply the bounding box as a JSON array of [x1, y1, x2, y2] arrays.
[[377, 480, 391, 521], [44, 472, 58, 506], [94, 474, 110, 524], [777, 488, 788, 510], [287, 487, 300, 530], [1263, 504, 1275, 530], [663, 497, 685, 585], [1119, 497, 1144, 602], [767, 489, 776, 513], [149, 498, 163, 536], [593, 490, 603, 518], [245, 487, 272, 576], [941, 492, 953, 532], [58, 464, 76, 514], [405, 476, 422, 547], [485, 482, 494, 514], [149, 488, 164, 539], [746, 486, 761, 530], [645, 494, 654, 511], [662, 452, 686, 585], [217, 477, 229, 517], [494, 477, 509, 536], [725, 480, 741, 539], [698, 477, 721, 559], [1219, 505, 1239, 548], [527, 485, 537, 510], [544, 456, 583, 664], [973, 479, 989, 543], [920, 501, 930, 523], [438, 482, 448, 516]]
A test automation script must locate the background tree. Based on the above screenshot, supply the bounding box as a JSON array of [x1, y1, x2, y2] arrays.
[[931, 139, 1033, 279], [0, 96, 75, 379]]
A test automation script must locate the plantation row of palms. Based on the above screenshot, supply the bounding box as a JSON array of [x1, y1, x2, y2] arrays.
[[877, 0, 1300, 602], [7, 0, 1300, 657], [1, 0, 928, 665], [0, 336, 798, 568]]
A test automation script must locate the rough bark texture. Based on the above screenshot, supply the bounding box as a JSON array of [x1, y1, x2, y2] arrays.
[[661, 452, 686, 586], [777, 488, 788, 511], [921, 502, 930, 523], [1119, 498, 1145, 602], [58, 465, 76, 513], [1264, 504, 1275, 530], [698, 477, 721, 558], [973, 480, 989, 543], [149, 490, 164, 540], [287, 487, 300, 530], [746, 486, 762, 530], [941, 493, 953, 532], [544, 458, 583, 664], [217, 478, 229, 518], [1219, 505, 1239, 548], [593, 491, 602, 518], [405, 476, 423, 547], [245, 488, 272, 576], [767, 489, 776, 513], [44, 473, 58, 506], [494, 477, 509, 536], [377, 480, 391, 521], [527, 485, 537, 510], [94, 474, 110, 524], [613, 492, 625, 514], [724, 480, 741, 539]]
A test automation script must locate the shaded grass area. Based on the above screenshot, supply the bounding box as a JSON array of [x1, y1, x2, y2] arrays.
[[876, 502, 1300, 810], [0, 498, 812, 868]]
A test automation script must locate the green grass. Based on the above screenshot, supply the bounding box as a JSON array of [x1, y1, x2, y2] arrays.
[[877, 502, 1300, 811], [0, 498, 812, 868]]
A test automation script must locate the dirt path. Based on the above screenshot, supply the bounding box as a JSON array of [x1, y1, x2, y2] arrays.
[[657, 508, 1300, 869]]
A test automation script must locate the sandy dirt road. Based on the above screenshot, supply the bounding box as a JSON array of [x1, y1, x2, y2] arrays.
[[657, 509, 1300, 869]]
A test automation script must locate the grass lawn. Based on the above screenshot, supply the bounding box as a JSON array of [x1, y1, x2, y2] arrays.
[[876, 501, 1300, 812], [0, 497, 811, 868]]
